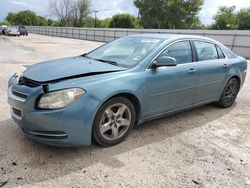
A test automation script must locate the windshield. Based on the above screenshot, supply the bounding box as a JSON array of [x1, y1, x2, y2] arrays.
[[86, 36, 164, 68]]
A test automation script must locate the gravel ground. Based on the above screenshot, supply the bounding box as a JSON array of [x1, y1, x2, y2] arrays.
[[0, 34, 250, 188]]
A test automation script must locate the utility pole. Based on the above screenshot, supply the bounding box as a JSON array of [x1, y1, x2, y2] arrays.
[[93, 10, 99, 28]]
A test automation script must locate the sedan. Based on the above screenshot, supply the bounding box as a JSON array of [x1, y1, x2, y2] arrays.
[[6, 26, 20, 36], [8, 34, 247, 147]]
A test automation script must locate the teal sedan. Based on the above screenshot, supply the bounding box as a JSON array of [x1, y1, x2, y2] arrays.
[[8, 34, 247, 147]]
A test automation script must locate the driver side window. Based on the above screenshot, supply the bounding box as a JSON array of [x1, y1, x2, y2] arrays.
[[157, 41, 193, 64]]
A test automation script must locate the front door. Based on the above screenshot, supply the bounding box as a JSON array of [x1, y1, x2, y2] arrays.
[[144, 40, 198, 118]]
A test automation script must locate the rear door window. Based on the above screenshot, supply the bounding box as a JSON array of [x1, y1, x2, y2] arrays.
[[194, 41, 218, 61]]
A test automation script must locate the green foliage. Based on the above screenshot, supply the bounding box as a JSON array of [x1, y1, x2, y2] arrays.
[[134, 0, 203, 29], [37, 16, 48, 26], [47, 19, 60, 27], [6, 10, 38, 25], [0, 21, 11, 26], [212, 6, 237, 30], [5, 10, 60, 27], [237, 8, 250, 30], [101, 18, 112, 28], [5, 13, 17, 25], [83, 17, 101, 28], [6, 10, 49, 26], [109, 14, 142, 28]]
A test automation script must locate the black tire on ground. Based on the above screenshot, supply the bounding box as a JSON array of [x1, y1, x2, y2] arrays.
[[93, 97, 136, 147], [216, 78, 240, 108]]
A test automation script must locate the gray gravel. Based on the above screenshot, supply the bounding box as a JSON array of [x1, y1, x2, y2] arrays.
[[0, 34, 250, 188]]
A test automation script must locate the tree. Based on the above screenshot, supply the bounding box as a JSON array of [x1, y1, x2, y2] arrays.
[[37, 16, 48, 26], [237, 7, 250, 30], [6, 10, 40, 26], [49, 0, 89, 27], [5, 11, 59, 26], [49, 0, 75, 26], [109, 14, 142, 28], [6, 13, 17, 25], [73, 0, 90, 27], [212, 6, 237, 30], [101, 18, 112, 28], [0, 21, 11, 26], [134, 0, 203, 29], [84, 16, 101, 27]]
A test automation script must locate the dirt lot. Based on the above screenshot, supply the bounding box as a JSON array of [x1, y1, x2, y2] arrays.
[[0, 34, 250, 188]]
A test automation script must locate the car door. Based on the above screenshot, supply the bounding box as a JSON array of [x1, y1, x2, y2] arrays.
[[192, 40, 228, 104], [144, 40, 198, 118]]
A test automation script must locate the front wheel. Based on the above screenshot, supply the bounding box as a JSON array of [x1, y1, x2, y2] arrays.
[[216, 78, 240, 108], [93, 97, 136, 147]]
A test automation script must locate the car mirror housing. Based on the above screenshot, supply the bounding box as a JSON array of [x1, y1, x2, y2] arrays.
[[151, 56, 177, 69]]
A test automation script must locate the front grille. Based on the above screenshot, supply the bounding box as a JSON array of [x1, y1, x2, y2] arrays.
[[18, 76, 40, 87]]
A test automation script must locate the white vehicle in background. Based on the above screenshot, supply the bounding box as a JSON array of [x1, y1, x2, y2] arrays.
[[5, 26, 20, 36]]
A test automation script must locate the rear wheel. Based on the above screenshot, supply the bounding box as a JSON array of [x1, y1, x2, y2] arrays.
[[93, 97, 136, 146], [216, 78, 240, 108]]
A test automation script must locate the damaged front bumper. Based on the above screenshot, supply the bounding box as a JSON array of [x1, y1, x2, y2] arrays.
[[7, 75, 98, 147]]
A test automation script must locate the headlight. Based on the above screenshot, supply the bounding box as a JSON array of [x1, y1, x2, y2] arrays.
[[38, 88, 85, 109]]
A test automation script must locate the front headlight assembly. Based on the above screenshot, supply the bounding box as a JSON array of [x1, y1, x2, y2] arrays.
[[37, 88, 85, 109]]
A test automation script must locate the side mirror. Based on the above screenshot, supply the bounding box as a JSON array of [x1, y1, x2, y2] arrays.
[[151, 56, 177, 69]]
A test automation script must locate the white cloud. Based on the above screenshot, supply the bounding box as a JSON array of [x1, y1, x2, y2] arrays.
[[199, 0, 250, 25], [90, 0, 139, 19], [8, 0, 29, 7]]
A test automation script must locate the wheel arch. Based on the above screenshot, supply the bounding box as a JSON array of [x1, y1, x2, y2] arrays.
[[105, 92, 141, 123], [230, 75, 241, 86], [219, 73, 241, 99], [102, 92, 141, 123]]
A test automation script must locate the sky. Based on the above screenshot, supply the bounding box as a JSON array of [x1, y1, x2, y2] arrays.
[[0, 0, 250, 25]]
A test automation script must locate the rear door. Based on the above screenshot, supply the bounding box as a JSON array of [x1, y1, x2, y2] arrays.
[[192, 40, 228, 104]]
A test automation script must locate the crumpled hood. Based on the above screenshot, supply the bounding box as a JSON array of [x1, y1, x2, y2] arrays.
[[23, 56, 126, 82]]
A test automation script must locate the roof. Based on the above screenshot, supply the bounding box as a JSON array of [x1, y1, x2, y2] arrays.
[[130, 33, 212, 41]]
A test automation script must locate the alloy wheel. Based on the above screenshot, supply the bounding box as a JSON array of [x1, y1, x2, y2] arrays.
[[99, 103, 132, 141], [224, 78, 239, 105]]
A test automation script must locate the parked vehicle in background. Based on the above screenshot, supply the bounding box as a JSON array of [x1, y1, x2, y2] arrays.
[[5, 26, 20, 36], [18, 26, 28, 36], [0, 25, 8, 35]]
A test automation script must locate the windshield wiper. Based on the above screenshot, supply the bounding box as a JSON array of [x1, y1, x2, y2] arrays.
[[93, 58, 119, 66]]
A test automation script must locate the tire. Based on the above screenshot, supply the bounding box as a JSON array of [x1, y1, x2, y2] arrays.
[[93, 97, 136, 147], [216, 78, 240, 108]]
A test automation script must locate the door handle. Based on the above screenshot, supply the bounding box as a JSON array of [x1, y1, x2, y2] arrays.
[[187, 68, 196, 74], [223, 64, 229, 69]]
